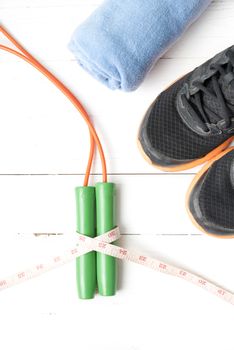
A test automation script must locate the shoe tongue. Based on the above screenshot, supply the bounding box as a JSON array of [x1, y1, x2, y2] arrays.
[[221, 79, 234, 104], [202, 75, 234, 124]]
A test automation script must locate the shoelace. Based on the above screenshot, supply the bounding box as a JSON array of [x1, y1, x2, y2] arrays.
[[183, 50, 234, 133]]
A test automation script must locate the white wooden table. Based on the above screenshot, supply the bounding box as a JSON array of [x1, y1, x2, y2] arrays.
[[0, 1, 234, 349]]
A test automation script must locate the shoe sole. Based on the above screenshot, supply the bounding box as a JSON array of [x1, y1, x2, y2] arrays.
[[186, 146, 234, 238], [137, 136, 234, 172]]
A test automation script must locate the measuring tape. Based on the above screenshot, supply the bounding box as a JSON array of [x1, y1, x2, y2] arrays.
[[0, 228, 233, 306]]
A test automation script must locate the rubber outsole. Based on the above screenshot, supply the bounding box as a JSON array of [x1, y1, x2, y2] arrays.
[[186, 147, 234, 238], [138, 136, 234, 172]]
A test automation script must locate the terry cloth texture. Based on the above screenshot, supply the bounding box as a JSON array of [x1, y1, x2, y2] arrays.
[[69, 0, 212, 91]]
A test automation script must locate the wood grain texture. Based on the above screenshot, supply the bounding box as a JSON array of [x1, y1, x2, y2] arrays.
[[0, 235, 234, 349], [0, 1, 234, 349], [0, 174, 200, 235]]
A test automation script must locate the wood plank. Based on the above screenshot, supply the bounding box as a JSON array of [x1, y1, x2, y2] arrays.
[[0, 2, 233, 349], [0, 55, 222, 174], [0, 235, 233, 350], [0, 174, 220, 236]]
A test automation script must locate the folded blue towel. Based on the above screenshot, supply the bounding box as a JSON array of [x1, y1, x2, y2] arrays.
[[69, 0, 211, 91]]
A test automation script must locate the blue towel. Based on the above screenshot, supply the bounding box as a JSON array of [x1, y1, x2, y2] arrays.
[[69, 0, 211, 91]]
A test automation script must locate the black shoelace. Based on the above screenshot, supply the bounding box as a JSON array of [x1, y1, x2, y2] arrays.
[[183, 50, 234, 133]]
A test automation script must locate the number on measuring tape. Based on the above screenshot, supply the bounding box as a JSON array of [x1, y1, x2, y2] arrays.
[[198, 279, 207, 286], [119, 249, 127, 256], [139, 256, 147, 262], [36, 264, 44, 270], [179, 270, 187, 276], [98, 242, 106, 249], [54, 256, 61, 263], [217, 289, 225, 296], [159, 263, 167, 270]]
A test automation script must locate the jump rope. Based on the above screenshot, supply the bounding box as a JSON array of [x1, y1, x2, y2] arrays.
[[0, 25, 234, 305]]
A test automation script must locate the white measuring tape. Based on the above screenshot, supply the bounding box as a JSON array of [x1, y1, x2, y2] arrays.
[[0, 227, 233, 305]]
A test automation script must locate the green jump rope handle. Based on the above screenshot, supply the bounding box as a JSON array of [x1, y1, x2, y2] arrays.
[[75, 186, 96, 299], [95, 182, 117, 296]]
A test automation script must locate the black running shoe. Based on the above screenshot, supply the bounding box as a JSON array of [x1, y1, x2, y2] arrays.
[[187, 147, 234, 237], [138, 47, 234, 171]]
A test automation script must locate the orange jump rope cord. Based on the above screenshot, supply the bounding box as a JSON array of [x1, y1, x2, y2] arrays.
[[0, 26, 107, 186]]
